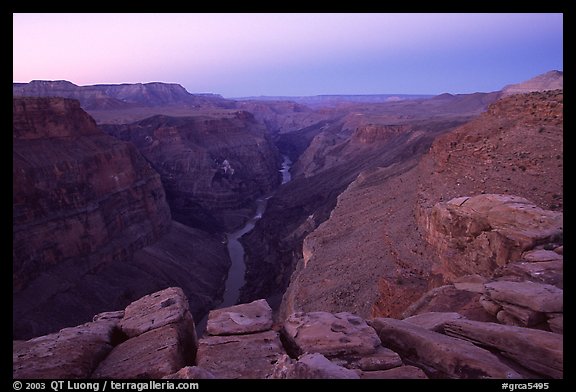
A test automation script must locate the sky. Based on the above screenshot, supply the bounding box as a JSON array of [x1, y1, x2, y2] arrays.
[[13, 13, 563, 98]]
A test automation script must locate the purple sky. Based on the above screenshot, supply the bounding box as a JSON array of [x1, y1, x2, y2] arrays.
[[13, 13, 563, 98]]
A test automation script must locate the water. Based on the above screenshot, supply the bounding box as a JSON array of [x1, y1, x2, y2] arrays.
[[195, 155, 292, 336]]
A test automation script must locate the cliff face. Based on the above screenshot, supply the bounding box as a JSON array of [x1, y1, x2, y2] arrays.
[[280, 90, 563, 321], [102, 112, 282, 232], [13, 97, 171, 291], [13, 97, 230, 339]]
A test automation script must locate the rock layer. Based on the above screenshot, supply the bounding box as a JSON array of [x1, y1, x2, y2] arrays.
[[102, 113, 281, 232], [13, 97, 230, 339]]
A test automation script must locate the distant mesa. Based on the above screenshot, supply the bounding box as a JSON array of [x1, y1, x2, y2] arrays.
[[13, 80, 233, 110], [501, 70, 563, 96]]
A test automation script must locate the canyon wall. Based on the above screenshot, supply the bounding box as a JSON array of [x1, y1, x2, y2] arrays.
[[13, 97, 230, 339], [280, 90, 563, 320], [102, 112, 282, 232]]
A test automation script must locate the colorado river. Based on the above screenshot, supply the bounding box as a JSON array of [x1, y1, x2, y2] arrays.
[[196, 155, 292, 335]]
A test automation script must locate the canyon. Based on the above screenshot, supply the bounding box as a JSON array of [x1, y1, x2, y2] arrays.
[[13, 70, 563, 378]]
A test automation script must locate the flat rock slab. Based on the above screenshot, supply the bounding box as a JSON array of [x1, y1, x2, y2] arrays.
[[13, 318, 118, 378], [92, 321, 196, 379], [196, 330, 285, 379], [522, 249, 563, 262], [360, 365, 428, 379], [484, 281, 563, 312], [283, 311, 381, 358], [444, 319, 563, 379], [495, 261, 563, 288], [370, 317, 523, 379], [403, 312, 466, 332], [120, 287, 194, 338], [206, 299, 273, 336]]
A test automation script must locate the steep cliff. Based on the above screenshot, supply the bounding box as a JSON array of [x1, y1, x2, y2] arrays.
[[13, 97, 230, 339], [102, 111, 282, 232], [280, 90, 562, 320]]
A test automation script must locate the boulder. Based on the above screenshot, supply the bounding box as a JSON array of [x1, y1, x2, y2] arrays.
[[162, 366, 216, 379], [206, 299, 273, 336], [370, 317, 523, 379], [423, 194, 563, 279], [282, 311, 381, 358], [359, 365, 428, 379], [403, 312, 466, 332], [494, 261, 563, 288], [484, 281, 563, 313], [92, 321, 196, 379], [120, 287, 196, 338], [196, 330, 285, 379], [13, 317, 118, 379], [443, 319, 563, 379], [270, 353, 360, 379], [499, 303, 546, 327]]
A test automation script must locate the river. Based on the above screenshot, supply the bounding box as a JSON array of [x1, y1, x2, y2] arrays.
[[196, 155, 292, 335]]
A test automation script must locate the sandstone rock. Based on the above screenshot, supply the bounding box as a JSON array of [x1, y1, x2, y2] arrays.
[[521, 249, 563, 262], [494, 261, 563, 288], [93, 310, 125, 322], [479, 295, 502, 316], [553, 246, 563, 255], [13, 317, 119, 378], [499, 303, 546, 327], [120, 287, 195, 338], [403, 312, 466, 332], [13, 97, 176, 339], [401, 285, 493, 322], [196, 330, 285, 379], [453, 274, 488, 293], [359, 365, 428, 379], [484, 281, 563, 313], [283, 312, 381, 358], [348, 346, 403, 371], [423, 194, 563, 279], [547, 315, 563, 334], [92, 321, 195, 379], [370, 317, 523, 379], [206, 299, 273, 336], [270, 353, 359, 379], [444, 319, 563, 379], [162, 366, 216, 379]]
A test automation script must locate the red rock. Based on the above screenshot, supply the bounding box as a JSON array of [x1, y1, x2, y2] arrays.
[[444, 319, 563, 379], [206, 299, 273, 336], [359, 365, 428, 379], [371, 317, 523, 379]]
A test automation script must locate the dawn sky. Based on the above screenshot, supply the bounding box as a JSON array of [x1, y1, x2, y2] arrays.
[[13, 13, 563, 98]]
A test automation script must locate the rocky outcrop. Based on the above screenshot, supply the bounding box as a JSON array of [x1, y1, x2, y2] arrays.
[[443, 319, 563, 379], [13, 97, 230, 339], [421, 194, 563, 280], [501, 70, 563, 96], [102, 112, 282, 232], [14, 288, 562, 379], [93, 288, 197, 379], [205, 299, 273, 336], [13, 313, 121, 379], [370, 318, 523, 379]]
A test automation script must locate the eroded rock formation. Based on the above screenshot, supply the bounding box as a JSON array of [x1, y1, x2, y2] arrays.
[[14, 287, 562, 379], [13, 97, 230, 339], [102, 112, 282, 232]]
